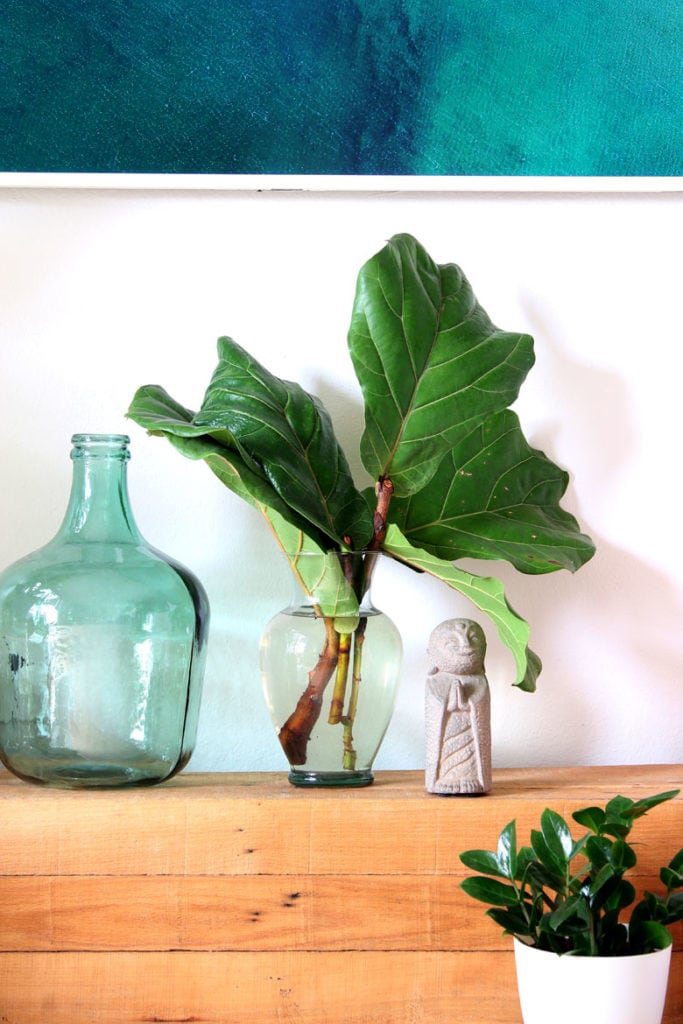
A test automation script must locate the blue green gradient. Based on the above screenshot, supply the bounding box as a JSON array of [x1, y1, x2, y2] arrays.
[[3, 0, 681, 175]]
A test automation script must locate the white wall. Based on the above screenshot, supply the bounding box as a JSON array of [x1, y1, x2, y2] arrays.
[[0, 185, 680, 772]]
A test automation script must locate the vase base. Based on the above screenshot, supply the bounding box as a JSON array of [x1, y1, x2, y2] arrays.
[[287, 768, 374, 788], [0, 750, 181, 789]]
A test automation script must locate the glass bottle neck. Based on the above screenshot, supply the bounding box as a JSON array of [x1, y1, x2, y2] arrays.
[[58, 434, 141, 544]]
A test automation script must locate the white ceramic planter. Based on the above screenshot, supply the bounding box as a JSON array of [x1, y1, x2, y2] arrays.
[[513, 937, 672, 1024]]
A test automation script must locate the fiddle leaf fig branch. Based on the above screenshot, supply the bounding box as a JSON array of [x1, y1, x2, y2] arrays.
[[195, 337, 374, 551], [127, 233, 595, 764], [127, 384, 325, 541], [348, 232, 536, 497]]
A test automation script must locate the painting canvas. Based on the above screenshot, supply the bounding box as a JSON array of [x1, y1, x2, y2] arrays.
[[3, 0, 681, 177]]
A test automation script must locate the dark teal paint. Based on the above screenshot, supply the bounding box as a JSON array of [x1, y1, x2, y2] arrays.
[[2, 0, 681, 175]]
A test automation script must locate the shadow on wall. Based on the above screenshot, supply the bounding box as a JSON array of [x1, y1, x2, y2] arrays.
[[485, 530, 683, 765], [518, 290, 636, 506], [518, 290, 682, 701], [492, 296, 681, 762]]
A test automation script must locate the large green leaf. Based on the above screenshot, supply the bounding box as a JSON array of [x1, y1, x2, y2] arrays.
[[348, 233, 535, 497], [389, 410, 596, 574], [530, 828, 568, 885], [459, 849, 510, 879], [460, 876, 520, 908], [628, 919, 674, 952], [572, 806, 607, 834], [128, 388, 363, 630], [127, 339, 374, 552], [626, 789, 681, 821], [547, 895, 591, 932], [127, 384, 278, 510], [127, 384, 334, 549], [497, 820, 519, 880], [195, 337, 373, 550], [540, 808, 575, 864], [486, 905, 536, 938], [260, 509, 360, 630], [382, 524, 541, 691]]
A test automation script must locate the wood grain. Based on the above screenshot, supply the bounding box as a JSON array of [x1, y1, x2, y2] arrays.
[[2, 874, 679, 954], [0, 951, 680, 1024], [1, 766, 681, 1023], [0, 951, 521, 1023], [1, 765, 680, 877]]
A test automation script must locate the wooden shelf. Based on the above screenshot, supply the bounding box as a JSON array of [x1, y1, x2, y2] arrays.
[[1, 765, 681, 1023]]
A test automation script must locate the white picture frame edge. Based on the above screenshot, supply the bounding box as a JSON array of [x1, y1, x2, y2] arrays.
[[0, 173, 681, 193]]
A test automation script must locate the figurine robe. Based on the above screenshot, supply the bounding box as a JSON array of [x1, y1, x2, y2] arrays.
[[425, 618, 492, 795]]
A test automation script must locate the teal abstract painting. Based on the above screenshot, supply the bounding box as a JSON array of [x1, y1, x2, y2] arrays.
[[3, 0, 681, 176]]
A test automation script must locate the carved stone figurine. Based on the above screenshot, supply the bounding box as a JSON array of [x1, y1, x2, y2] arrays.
[[425, 618, 492, 795]]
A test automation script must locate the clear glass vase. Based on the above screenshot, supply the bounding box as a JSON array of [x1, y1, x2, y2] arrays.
[[0, 434, 209, 788], [259, 550, 402, 787]]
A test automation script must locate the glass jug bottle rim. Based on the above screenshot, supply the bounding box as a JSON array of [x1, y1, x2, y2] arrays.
[[70, 434, 131, 460]]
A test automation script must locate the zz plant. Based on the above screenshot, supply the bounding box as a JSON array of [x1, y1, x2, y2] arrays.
[[127, 233, 595, 768], [460, 789, 683, 955]]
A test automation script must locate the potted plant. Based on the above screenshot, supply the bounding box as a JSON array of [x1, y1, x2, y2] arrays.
[[126, 233, 595, 785], [459, 788, 683, 1024]]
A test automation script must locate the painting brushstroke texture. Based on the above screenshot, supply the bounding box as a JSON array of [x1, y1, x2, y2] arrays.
[[2, 0, 681, 176]]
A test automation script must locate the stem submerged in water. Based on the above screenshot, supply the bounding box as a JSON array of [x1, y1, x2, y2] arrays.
[[327, 632, 352, 725], [342, 616, 367, 770], [278, 614, 340, 764], [280, 476, 395, 769]]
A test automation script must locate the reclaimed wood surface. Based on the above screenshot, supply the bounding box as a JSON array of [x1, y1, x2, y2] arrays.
[[0, 765, 681, 1023]]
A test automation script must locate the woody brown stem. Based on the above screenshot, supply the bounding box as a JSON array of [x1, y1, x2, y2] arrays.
[[279, 477, 395, 769], [278, 615, 340, 765], [370, 476, 394, 550]]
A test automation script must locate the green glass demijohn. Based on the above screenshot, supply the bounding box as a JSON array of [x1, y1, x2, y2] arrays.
[[0, 434, 209, 788]]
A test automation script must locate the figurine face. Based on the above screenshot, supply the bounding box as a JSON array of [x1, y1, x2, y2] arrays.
[[428, 618, 486, 675]]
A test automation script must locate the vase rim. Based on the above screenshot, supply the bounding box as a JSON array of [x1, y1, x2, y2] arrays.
[[71, 433, 131, 444], [280, 548, 381, 556], [512, 936, 673, 961], [70, 434, 131, 459]]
